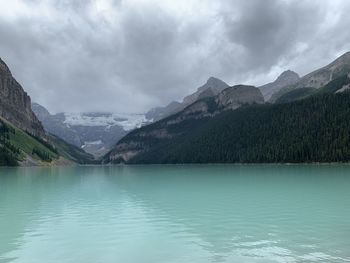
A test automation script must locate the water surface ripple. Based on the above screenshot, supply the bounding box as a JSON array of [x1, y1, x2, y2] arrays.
[[0, 165, 349, 263]]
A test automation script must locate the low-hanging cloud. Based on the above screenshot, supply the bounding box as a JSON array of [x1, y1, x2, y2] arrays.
[[0, 0, 349, 113]]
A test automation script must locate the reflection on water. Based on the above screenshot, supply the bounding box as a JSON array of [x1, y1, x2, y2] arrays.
[[0, 165, 350, 263]]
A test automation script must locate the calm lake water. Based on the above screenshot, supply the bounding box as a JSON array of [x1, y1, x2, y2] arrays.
[[0, 165, 349, 263]]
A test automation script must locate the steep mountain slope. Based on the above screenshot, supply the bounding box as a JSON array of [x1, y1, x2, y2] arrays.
[[275, 73, 350, 104], [32, 103, 149, 156], [105, 90, 350, 164], [270, 52, 350, 102], [146, 77, 229, 121], [0, 116, 94, 166], [259, 70, 300, 100], [104, 85, 264, 163], [0, 58, 45, 137], [0, 58, 94, 166]]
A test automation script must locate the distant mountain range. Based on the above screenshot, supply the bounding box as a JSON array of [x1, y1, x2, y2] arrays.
[[32, 103, 150, 156], [2, 51, 350, 166], [104, 52, 350, 164]]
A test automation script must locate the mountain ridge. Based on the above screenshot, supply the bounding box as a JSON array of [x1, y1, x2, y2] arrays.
[[105, 84, 264, 163], [270, 51, 350, 102], [0, 57, 45, 137], [146, 77, 229, 121]]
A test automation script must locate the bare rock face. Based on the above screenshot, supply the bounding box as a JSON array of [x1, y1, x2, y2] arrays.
[[270, 52, 350, 102], [259, 70, 300, 100], [146, 77, 229, 121], [0, 58, 45, 137], [182, 77, 229, 106], [145, 101, 182, 121], [217, 85, 264, 110]]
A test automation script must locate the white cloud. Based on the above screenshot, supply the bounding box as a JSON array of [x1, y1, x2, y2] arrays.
[[0, 0, 349, 113]]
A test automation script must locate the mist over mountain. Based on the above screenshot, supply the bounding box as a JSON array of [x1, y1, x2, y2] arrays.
[[146, 77, 229, 121], [32, 103, 150, 156], [259, 70, 300, 100], [104, 52, 350, 164]]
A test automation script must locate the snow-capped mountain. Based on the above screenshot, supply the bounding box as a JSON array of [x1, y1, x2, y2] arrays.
[[32, 103, 151, 157], [63, 112, 148, 131]]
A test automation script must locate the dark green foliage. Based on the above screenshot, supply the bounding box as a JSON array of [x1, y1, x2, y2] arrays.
[[317, 74, 350, 94], [25, 131, 58, 154], [0, 146, 18, 166], [0, 121, 19, 166], [276, 88, 316, 103], [48, 134, 97, 164], [32, 147, 52, 162], [276, 74, 350, 104], [127, 92, 350, 164]]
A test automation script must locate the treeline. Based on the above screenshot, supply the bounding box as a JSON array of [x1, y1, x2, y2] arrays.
[[32, 147, 52, 162], [0, 121, 19, 166], [130, 92, 350, 163], [25, 131, 58, 155]]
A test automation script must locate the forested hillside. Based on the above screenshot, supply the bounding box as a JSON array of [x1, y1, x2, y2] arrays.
[[0, 117, 94, 166], [107, 91, 350, 164]]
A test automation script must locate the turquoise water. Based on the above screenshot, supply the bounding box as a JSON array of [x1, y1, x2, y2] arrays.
[[0, 165, 349, 263]]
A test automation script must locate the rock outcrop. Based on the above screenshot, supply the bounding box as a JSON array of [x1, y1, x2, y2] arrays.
[[270, 52, 350, 102], [146, 77, 229, 121], [0, 58, 45, 137], [259, 70, 300, 100]]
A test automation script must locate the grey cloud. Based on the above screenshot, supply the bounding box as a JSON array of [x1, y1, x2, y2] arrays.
[[0, 0, 349, 113]]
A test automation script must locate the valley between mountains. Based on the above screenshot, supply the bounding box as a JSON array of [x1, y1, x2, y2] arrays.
[[1, 52, 350, 166]]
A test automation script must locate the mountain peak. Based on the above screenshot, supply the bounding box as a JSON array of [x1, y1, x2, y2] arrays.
[[276, 70, 300, 83], [259, 70, 300, 101], [205, 76, 228, 87], [332, 51, 350, 64]]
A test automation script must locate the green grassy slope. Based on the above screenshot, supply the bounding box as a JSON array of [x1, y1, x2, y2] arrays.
[[0, 117, 96, 166], [0, 117, 58, 165], [49, 134, 96, 164]]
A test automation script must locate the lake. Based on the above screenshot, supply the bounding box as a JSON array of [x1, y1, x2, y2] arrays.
[[0, 165, 349, 263]]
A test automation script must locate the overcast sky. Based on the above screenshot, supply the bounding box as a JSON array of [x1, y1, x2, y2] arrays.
[[1, 0, 350, 113]]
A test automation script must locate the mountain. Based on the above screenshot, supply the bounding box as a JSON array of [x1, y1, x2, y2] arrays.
[[145, 101, 182, 121], [270, 52, 350, 102], [275, 72, 350, 104], [146, 77, 229, 121], [259, 70, 300, 100], [104, 53, 350, 165], [32, 103, 150, 156], [0, 116, 94, 166], [0, 58, 94, 166], [104, 91, 350, 164], [104, 85, 264, 163], [0, 58, 45, 137]]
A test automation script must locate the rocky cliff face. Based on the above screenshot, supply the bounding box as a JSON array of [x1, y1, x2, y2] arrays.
[[259, 70, 300, 100], [146, 77, 229, 121], [0, 58, 45, 137], [105, 85, 264, 163], [182, 77, 229, 106], [270, 52, 350, 102]]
